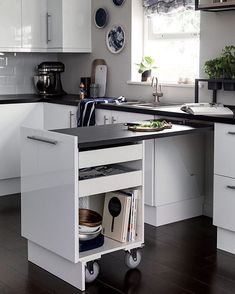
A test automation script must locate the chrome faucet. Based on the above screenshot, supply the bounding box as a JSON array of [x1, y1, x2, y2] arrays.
[[151, 77, 163, 103]]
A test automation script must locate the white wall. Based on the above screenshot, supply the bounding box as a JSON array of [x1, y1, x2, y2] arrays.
[[60, 0, 195, 103], [0, 53, 57, 95]]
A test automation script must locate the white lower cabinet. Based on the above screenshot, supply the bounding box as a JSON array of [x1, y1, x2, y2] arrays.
[[44, 103, 78, 129], [214, 123, 235, 254], [21, 127, 144, 291], [0, 103, 43, 183]]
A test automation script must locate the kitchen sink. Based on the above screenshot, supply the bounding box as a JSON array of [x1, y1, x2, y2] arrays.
[[123, 101, 181, 108]]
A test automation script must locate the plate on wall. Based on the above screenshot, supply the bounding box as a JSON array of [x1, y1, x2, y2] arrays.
[[94, 8, 108, 29], [113, 0, 126, 6], [106, 25, 125, 54]]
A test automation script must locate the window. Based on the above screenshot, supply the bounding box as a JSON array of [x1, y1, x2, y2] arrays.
[[144, 10, 200, 84]]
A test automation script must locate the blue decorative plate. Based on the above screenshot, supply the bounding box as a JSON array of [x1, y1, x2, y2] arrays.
[[106, 25, 125, 54], [94, 8, 108, 29], [113, 0, 125, 6]]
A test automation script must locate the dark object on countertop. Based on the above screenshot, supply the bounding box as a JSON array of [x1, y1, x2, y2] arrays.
[[79, 208, 102, 227], [79, 233, 104, 252], [77, 98, 122, 127], [34, 61, 67, 97], [80, 77, 91, 98]]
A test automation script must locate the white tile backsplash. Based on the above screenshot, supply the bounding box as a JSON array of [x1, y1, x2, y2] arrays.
[[0, 52, 58, 95]]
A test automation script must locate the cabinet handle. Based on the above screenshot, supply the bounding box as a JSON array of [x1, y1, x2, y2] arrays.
[[27, 136, 58, 145], [70, 111, 75, 128], [46, 13, 52, 43], [227, 185, 235, 190], [104, 115, 109, 125], [228, 131, 235, 135], [111, 116, 117, 124]]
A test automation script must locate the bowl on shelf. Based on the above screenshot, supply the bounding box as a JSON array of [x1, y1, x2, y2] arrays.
[[79, 225, 102, 241], [79, 208, 102, 227]]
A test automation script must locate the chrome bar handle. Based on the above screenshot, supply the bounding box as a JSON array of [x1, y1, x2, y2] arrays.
[[111, 116, 117, 124], [46, 13, 52, 43], [227, 185, 235, 190], [104, 115, 109, 125], [69, 111, 75, 128], [228, 131, 235, 135], [27, 136, 58, 145]]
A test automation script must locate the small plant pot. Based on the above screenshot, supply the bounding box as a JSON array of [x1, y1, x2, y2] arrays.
[[208, 81, 222, 90], [223, 80, 235, 91], [141, 70, 152, 82]]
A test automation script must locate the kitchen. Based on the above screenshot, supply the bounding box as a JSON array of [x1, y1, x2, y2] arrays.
[[1, 0, 235, 294]]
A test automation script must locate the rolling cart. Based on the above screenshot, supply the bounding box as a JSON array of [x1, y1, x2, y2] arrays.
[[21, 127, 144, 291]]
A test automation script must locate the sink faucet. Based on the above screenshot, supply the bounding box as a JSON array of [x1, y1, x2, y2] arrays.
[[151, 77, 163, 103]]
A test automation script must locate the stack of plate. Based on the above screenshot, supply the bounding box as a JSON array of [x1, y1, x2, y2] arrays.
[[79, 209, 103, 241]]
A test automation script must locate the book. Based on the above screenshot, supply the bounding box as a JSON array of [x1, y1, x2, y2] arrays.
[[102, 191, 131, 243], [124, 189, 138, 242]]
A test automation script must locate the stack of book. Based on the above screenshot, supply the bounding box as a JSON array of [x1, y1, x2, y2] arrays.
[[102, 189, 139, 243]]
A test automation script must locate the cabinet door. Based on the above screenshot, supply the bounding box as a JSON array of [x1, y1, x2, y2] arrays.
[[95, 109, 112, 125], [112, 111, 154, 124], [47, 0, 62, 48], [21, 127, 79, 263], [0, 0, 21, 49], [155, 133, 205, 206], [44, 103, 78, 130], [22, 0, 47, 49], [214, 123, 235, 178], [214, 174, 235, 232], [62, 0, 91, 52], [0, 103, 43, 180]]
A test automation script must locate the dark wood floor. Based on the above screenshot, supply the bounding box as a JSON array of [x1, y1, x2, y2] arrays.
[[1, 195, 235, 294]]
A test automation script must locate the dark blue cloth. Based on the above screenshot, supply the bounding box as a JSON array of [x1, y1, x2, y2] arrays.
[[77, 98, 118, 127]]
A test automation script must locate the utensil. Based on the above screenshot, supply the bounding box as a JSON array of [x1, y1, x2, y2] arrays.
[[108, 197, 122, 232]]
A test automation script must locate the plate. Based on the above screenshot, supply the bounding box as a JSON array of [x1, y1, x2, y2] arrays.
[[106, 25, 125, 54], [113, 0, 126, 6], [127, 122, 172, 132], [94, 8, 108, 29]]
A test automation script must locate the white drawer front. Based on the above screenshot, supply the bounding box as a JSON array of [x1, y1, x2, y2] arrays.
[[79, 144, 143, 169], [215, 123, 235, 178], [79, 170, 142, 197], [214, 174, 235, 232]]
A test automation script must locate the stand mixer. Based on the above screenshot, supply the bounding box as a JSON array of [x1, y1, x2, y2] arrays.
[[34, 62, 67, 97]]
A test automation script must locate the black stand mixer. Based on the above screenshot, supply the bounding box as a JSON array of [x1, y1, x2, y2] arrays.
[[34, 62, 67, 97]]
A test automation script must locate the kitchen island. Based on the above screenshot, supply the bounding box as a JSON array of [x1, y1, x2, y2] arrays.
[[20, 121, 211, 291]]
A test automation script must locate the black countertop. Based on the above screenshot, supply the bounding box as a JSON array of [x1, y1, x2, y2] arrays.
[[53, 122, 212, 149], [0, 94, 80, 106], [97, 103, 235, 125]]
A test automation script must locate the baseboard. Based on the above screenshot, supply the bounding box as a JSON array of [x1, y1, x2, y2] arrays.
[[217, 227, 235, 255], [145, 197, 204, 227], [0, 178, 20, 196]]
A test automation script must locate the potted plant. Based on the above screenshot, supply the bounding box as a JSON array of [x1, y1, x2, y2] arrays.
[[137, 56, 157, 82], [220, 45, 235, 91], [204, 57, 223, 90]]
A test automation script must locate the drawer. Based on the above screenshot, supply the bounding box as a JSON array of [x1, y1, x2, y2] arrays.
[[79, 144, 143, 169], [215, 123, 235, 178], [79, 170, 142, 197], [214, 174, 235, 232]]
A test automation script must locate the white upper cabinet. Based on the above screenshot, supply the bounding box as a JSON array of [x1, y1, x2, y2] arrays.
[[2, 0, 91, 52], [47, 0, 91, 52], [0, 0, 21, 49], [22, 0, 48, 49]]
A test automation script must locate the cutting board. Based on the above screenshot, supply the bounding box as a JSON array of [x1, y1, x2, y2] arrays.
[[91, 59, 107, 97]]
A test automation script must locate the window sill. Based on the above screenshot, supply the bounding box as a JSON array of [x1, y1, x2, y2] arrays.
[[126, 80, 199, 88]]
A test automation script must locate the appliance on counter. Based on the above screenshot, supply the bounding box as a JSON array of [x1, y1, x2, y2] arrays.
[[34, 62, 67, 97], [181, 103, 234, 117]]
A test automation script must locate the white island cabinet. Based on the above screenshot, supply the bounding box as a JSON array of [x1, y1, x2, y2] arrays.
[[21, 127, 144, 291]]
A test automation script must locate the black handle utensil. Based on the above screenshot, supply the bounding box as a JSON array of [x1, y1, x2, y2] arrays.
[[108, 197, 122, 232]]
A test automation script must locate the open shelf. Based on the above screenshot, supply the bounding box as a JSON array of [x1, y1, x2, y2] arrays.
[[79, 236, 143, 262]]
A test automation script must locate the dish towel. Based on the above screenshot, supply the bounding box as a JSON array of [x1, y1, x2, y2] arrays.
[[77, 97, 125, 127]]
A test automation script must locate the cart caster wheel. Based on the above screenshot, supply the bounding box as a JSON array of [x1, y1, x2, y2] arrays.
[[85, 261, 100, 283], [125, 249, 141, 269]]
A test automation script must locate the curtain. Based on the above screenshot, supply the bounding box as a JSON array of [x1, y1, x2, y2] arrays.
[[143, 0, 194, 15]]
